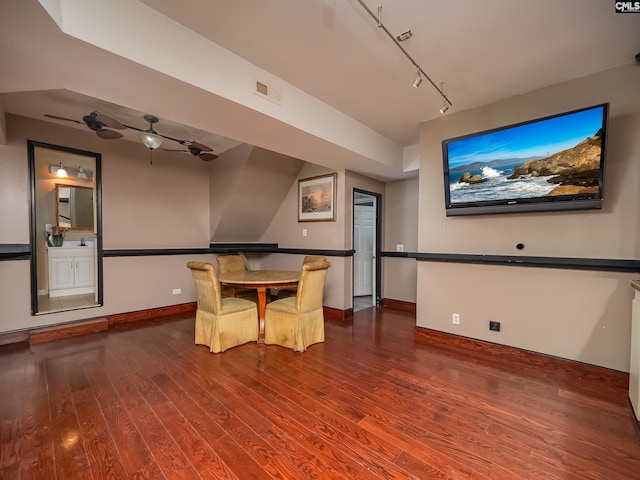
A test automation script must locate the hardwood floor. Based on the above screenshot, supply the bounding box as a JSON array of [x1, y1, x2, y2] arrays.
[[1, 307, 639, 479]]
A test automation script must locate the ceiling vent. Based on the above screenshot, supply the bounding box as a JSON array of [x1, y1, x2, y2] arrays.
[[255, 81, 282, 105]]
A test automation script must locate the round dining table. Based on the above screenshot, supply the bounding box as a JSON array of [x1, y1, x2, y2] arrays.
[[218, 269, 300, 341]]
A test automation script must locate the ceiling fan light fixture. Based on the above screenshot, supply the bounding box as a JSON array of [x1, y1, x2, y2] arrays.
[[139, 114, 164, 150], [138, 131, 164, 149], [56, 162, 68, 178]]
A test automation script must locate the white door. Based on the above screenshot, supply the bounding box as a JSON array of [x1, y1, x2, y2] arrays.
[[353, 204, 375, 297]]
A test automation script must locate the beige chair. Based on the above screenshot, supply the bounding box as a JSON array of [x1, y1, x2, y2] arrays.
[[272, 255, 326, 299], [264, 259, 331, 352], [187, 261, 258, 353], [216, 253, 257, 301]]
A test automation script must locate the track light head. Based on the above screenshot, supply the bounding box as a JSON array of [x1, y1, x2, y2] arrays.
[[396, 29, 412, 42], [439, 102, 450, 114], [412, 71, 422, 88]]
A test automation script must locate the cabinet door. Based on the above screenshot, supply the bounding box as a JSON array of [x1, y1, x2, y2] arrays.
[[50, 257, 74, 290], [74, 256, 95, 288]]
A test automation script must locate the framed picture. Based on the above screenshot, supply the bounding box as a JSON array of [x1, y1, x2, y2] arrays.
[[298, 173, 337, 222]]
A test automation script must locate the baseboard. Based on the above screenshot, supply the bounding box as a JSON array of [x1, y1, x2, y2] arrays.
[[380, 298, 416, 314], [414, 326, 629, 388], [30, 318, 108, 345], [106, 302, 197, 325], [0, 303, 197, 347], [324, 306, 353, 324], [2, 302, 351, 347], [0, 330, 30, 346]]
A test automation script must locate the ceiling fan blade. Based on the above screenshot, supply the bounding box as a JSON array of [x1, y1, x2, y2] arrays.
[[191, 141, 213, 152], [96, 129, 124, 140], [44, 114, 83, 124], [199, 153, 218, 161], [94, 113, 126, 130]]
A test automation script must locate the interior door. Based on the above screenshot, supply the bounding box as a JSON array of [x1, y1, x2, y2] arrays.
[[353, 203, 375, 297]]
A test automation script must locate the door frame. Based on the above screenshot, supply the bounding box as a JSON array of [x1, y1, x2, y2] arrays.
[[352, 188, 382, 307], [28, 140, 103, 315]]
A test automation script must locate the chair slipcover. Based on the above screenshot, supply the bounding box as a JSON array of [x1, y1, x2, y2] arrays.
[[216, 254, 257, 301], [187, 261, 258, 353], [264, 259, 331, 352], [272, 256, 327, 299]]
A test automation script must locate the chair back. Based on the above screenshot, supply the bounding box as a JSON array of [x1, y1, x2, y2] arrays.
[[303, 255, 326, 265], [296, 259, 331, 313], [187, 261, 223, 314], [217, 254, 249, 274]]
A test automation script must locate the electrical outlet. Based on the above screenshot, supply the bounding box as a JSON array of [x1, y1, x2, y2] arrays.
[[172, 288, 181, 295], [396, 244, 404, 252], [489, 321, 501, 332], [452, 313, 460, 325], [302, 228, 308, 237]]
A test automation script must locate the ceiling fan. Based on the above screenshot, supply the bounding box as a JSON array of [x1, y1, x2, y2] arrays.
[[43, 112, 218, 161], [44, 111, 125, 139], [164, 141, 219, 161]]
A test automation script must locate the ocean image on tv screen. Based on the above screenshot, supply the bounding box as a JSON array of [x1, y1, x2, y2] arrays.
[[446, 105, 605, 205]]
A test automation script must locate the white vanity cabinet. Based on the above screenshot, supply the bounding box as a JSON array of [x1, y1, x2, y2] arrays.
[[47, 246, 95, 297]]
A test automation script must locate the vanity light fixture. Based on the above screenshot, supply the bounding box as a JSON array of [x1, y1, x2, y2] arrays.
[[56, 163, 68, 178], [49, 164, 93, 180], [355, 0, 453, 113]]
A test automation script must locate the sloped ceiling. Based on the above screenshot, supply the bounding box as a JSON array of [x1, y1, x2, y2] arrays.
[[1, 1, 638, 181]]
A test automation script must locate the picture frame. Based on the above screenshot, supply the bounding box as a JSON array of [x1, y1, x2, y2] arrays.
[[298, 173, 337, 222]]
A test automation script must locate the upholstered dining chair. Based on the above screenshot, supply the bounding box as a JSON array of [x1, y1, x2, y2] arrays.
[[187, 261, 258, 353], [216, 253, 256, 300], [264, 258, 331, 352], [272, 255, 327, 300]]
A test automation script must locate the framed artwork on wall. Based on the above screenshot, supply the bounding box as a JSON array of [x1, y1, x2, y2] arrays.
[[298, 173, 337, 222]]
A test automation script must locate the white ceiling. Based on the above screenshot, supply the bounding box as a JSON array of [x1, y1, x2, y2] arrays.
[[1, 0, 639, 180]]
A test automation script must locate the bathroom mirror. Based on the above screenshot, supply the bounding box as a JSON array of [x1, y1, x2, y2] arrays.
[[28, 141, 103, 315], [56, 184, 94, 230]]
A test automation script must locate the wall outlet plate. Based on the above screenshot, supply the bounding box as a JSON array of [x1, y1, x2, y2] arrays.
[[452, 313, 460, 325], [172, 288, 181, 295], [490, 321, 501, 332]]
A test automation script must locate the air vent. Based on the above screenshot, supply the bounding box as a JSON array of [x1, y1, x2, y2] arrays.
[[255, 81, 282, 105]]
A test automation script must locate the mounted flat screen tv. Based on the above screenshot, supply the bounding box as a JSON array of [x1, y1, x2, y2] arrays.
[[442, 103, 608, 216]]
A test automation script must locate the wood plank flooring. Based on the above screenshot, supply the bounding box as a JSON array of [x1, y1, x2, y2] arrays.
[[1, 307, 639, 479]]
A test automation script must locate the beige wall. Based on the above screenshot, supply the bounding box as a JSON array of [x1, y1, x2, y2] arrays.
[[261, 165, 386, 310], [417, 63, 640, 371], [383, 178, 418, 303], [0, 115, 212, 332], [0, 113, 401, 332]]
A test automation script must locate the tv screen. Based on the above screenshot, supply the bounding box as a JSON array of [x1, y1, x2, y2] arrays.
[[442, 103, 608, 216]]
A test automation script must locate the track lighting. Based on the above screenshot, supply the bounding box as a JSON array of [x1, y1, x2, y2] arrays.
[[412, 70, 422, 88], [396, 30, 412, 42], [56, 163, 67, 178], [355, 1, 453, 113]]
